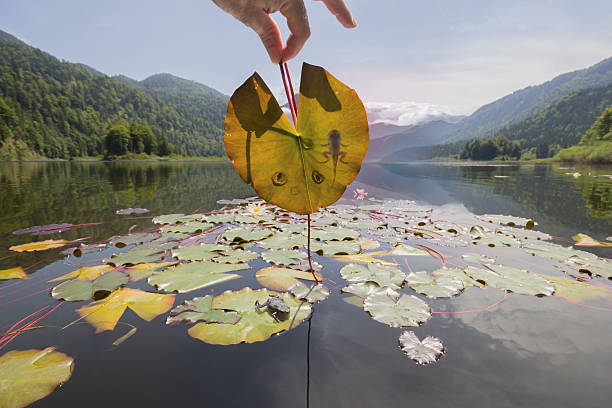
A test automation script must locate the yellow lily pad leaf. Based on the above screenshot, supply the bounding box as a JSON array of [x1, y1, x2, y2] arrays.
[[126, 261, 179, 282], [0, 267, 27, 280], [334, 251, 396, 265], [224, 62, 369, 214], [0, 347, 74, 408], [538, 274, 612, 303], [188, 287, 311, 345], [49, 265, 114, 282], [9, 239, 69, 252], [572, 233, 612, 247], [76, 288, 175, 333], [255, 267, 322, 291]]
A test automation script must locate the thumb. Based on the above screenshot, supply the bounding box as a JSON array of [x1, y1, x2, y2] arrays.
[[246, 10, 284, 64]]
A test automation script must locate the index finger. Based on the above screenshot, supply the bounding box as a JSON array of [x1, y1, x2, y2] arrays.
[[280, 0, 311, 62]]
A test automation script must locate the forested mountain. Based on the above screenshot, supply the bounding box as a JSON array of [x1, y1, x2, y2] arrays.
[[555, 105, 612, 163], [446, 57, 612, 143], [0, 30, 228, 159], [490, 83, 612, 156]]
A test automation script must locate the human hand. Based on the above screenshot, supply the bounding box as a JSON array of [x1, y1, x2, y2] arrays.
[[212, 0, 356, 63]]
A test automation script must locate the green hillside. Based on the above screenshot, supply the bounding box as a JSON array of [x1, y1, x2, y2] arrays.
[[555, 106, 612, 163], [446, 57, 612, 143], [492, 83, 612, 157], [0, 32, 228, 159]]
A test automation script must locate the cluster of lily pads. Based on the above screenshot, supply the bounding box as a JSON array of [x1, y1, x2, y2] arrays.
[[2, 196, 612, 407]]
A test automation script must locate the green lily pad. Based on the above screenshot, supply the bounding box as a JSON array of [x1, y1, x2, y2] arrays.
[[290, 282, 330, 303], [461, 253, 496, 265], [311, 227, 360, 241], [477, 214, 536, 229], [51, 271, 128, 301], [222, 227, 274, 243], [110, 232, 161, 247], [524, 243, 599, 262], [256, 267, 323, 291], [202, 213, 236, 224], [187, 287, 312, 345], [339, 263, 406, 289], [498, 226, 551, 241], [398, 331, 445, 365], [106, 244, 174, 266], [557, 258, 612, 280], [341, 281, 389, 298], [405, 271, 464, 298], [152, 214, 187, 224], [364, 288, 431, 328], [261, 249, 307, 266], [432, 266, 484, 289], [172, 244, 228, 261], [148, 262, 247, 293], [311, 240, 360, 255], [258, 232, 306, 250], [465, 264, 555, 296], [472, 231, 520, 248], [167, 295, 241, 325], [213, 249, 259, 264], [388, 243, 429, 256], [161, 221, 213, 234], [0, 347, 74, 408]]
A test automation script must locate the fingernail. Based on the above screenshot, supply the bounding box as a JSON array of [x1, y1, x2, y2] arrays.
[[351, 17, 357, 27]]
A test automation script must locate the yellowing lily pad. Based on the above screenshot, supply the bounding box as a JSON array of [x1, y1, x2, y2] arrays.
[[572, 233, 612, 247], [187, 287, 312, 345], [126, 261, 179, 282], [224, 63, 369, 214], [49, 265, 114, 282], [256, 267, 322, 291], [334, 251, 396, 265], [0, 347, 74, 408], [9, 239, 70, 252], [0, 267, 27, 280], [76, 288, 175, 333]]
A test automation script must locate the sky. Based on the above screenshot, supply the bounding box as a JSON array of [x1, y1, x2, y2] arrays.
[[2, 0, 611, 123]]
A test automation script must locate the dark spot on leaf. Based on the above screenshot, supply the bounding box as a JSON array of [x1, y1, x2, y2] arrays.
[[312, 170, 325, 184], [115, 242, 126, 248], [302, 138, 314, 149], [272, 172, 288, 186]]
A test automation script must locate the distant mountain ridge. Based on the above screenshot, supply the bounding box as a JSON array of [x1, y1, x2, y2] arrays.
[[0, 29, 228, 158]]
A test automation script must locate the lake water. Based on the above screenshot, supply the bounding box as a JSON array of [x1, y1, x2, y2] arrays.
[[1, 161, 611, 407]]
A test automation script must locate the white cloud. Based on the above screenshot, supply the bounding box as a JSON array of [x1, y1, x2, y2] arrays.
[[365, 101, 461, 126]]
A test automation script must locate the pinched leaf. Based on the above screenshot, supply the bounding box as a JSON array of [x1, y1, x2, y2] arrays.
[[465, 264, 555, 296], [9, 239, 70, 252], [167, 295, 241, 325], [187, 287, 311, 345], [261, 249, 308, 266], [290, 282, 330, 303], [224, 63, 369, 214], [76, 288, 175, 332], [0, 347, 74, 408], [399, 331, 445, 365], [0, 267, 27, 280], [339, 263, 405, 289], [256, 267, 322, 291], [364, 288, 431, 328], [405, 271, 464, 298], [222, 227, 274, 243], [148, 261, 247, 293]]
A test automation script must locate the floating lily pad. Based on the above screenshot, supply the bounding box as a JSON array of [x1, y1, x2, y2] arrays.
[[116, 207, 149, 215], [311, 240, 360, 255], [12, 223, 74, 235], [358, 237, 380, 250], [213, 249, 259, 264], [222, 227, 274, 243], [572, 233, 612, 247], [152, 214, 186, 224], [334, 251, 396, 265], [465, 264, 555, 296], [50, 265, 114, 282], [405, 271, 464, 298], [202, 213, 236, 224], [0, 347, 74, 408], [126, 261, 179, 281], [388, 243, 429, 256], [340, 263, 406, 289], [523, 243, 598, 262], [76, 288, 175, 332], [257, 232, 306, 250], [172, 244, 228, 261], [364, 288, 431, 328], [290, 282, 330, 303], [311, 227, 360, 241], [557, 258, 612, 280], [432, 267, 484, 289], [105, 243, 175, 266], [256, 267, 322, 291], [341, 281, 389, 298], [478, 214, 536, 229], [398, 331, 445, 365], [461, 253, 496, 265], [9, 239, 70, 252], [498, 226, 551, 241], [472, 231, 520, 247], [167, 295, 241, 325], [161, 221, 213, 234], [261, 249, 307, 266], [51, 271, 128, 301], [148, 262, 247, 293], [0, 267, 27, 280], [537, 274, 612, 302], [187, 287, 312, 345], [110, 233, 160, 247]]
